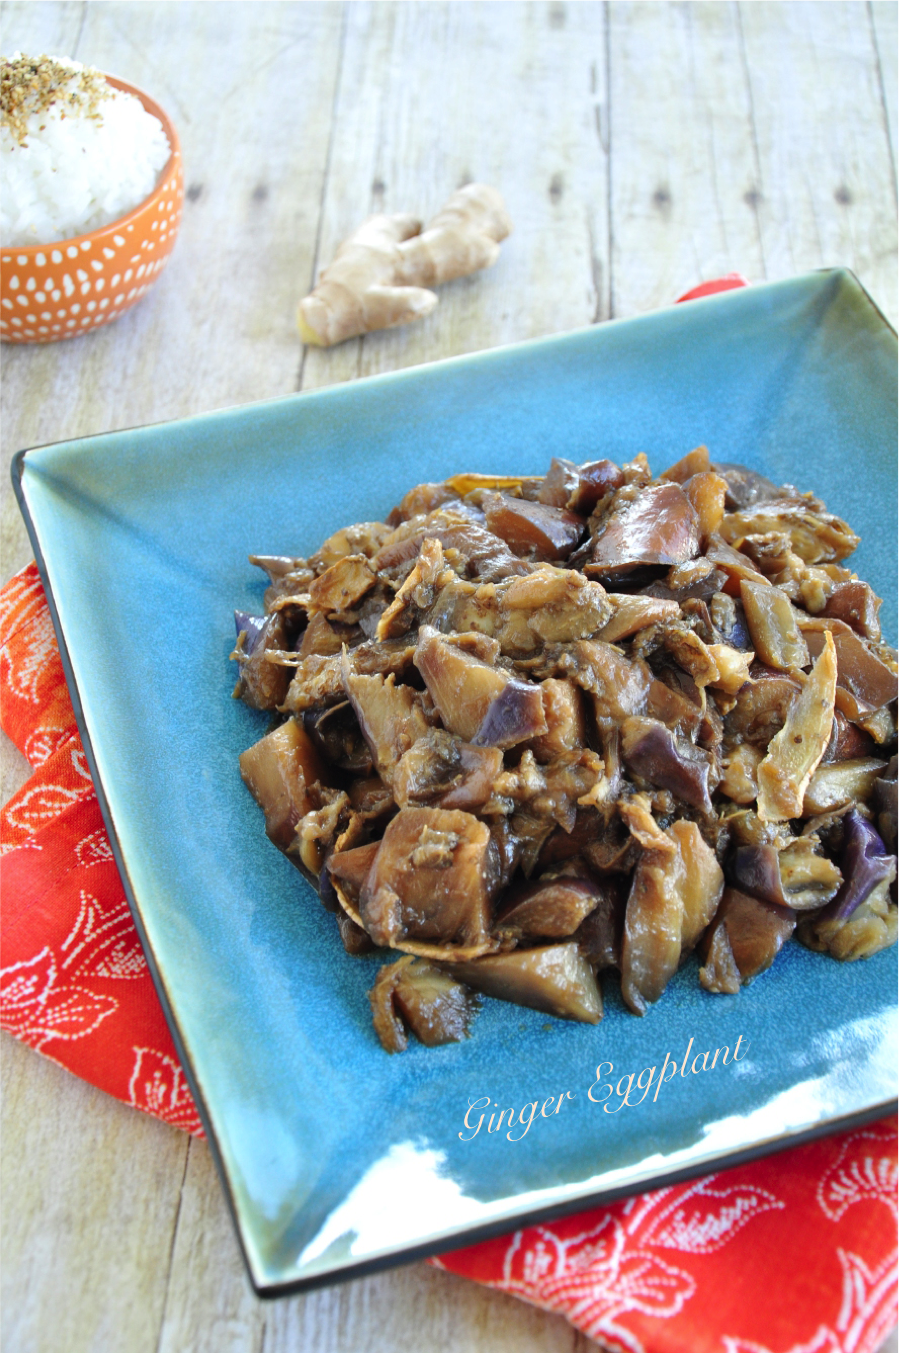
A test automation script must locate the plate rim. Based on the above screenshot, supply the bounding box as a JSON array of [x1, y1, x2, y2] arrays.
[[10, 265, 898, 1296]]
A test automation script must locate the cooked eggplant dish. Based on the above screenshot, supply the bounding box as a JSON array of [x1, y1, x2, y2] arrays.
[[231, 447, 898, 1052]]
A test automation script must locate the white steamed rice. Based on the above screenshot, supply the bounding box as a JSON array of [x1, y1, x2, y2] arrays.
[[1, 55, 171, 248]]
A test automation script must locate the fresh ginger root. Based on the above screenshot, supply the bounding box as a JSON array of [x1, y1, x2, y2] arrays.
[[298, 183, 512, 347]]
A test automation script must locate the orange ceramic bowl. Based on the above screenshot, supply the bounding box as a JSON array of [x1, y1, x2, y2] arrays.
[[0, 73, 182, 344]]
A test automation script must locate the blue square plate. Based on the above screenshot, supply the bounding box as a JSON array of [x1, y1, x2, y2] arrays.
[[13, 269, 898, 1296]]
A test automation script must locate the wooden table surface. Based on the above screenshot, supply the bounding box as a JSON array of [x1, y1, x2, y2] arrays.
[[2, 4, 896, 1351]]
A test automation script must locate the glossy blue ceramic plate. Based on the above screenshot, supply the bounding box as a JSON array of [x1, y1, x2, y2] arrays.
[[14, 269, 898, 1296]]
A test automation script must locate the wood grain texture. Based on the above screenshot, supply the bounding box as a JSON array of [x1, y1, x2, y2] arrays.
[[301, 0, 611, 394], [1, 4, 896, 1351]]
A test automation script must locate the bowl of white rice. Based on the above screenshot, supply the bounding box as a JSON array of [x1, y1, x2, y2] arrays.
[[1, 55, 182, 343]]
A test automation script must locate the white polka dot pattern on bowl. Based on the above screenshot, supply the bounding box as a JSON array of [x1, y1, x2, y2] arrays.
[[0, 150, 183, 344]]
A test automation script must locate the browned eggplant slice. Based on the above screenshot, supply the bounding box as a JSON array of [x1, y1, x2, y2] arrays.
[[585, 482, 701, 579], [495, 876, 602, 940], [446, 943, 603, 1023], [239, 719, 324, 851], [360, 805, 500, 950], [369, 956, 479, 1053], [699, 887, 796, 991]]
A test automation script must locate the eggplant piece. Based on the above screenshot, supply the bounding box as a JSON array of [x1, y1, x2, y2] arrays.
[[706, 645, 754, 696], [537, 808, 607, 868], [499, 567, 612, 643], [682, 472, 728, 543], [662, 444, 710, 483], [303, 701, 373, 774], [472, 679, 548, 750], [670, 820, 725, 950], [373, 510, 531, 582], [797, 813, 897, 960], [414, 625, 515, 741], [527, 679, 585, 762], [620, 716, 716, 815], [307, 554, 377, 612], [719, 744, 763, 804], [569, 640, 653, 723], [573, 878, 626, 968], [698, 924, 742, 994], [646, 678, 703, 740], [619, 819, 723, 1014], [659, 626, 721, 689], [537, 457, 624, 514], [481, 492, 586, 561], [809, 812, 895, 925], [699, 887, 796, 991], [388, 482, 462, 524], [233, 612, 293, 710], [757, 632, 837, 822], [570, 460, 626, 513], [719, 499, 860, 564], [802, 758, 889, 816], [569, 460, 626, 513], [740, 581, 809, 671], [337, 911, 374, 955], [284, 638, 418, 713], [239, 719, 324, 851], [535, 457, 580, 508], [800, 884, 897, 962], [711, 462, 781, 510], [724, 665, 803, 746], [821, 710, 876, 764], [495, 877, 602, 940], [369, 956, 479, 1053], [392, 730, 503, 811], [729, 842, 842, 910], [360, 806, 499, 951], [704, 535, 770, 593], [446, 942, 603, 1023], [815, 628, 898, 710], [872, 757, 897, 853], [821, 581, 882, 641], [641, 559, 728, 603], [620, 839, 685, 1014], [310, 521, 393, 570], [298, 613, 343, 659], [341, 661, 432, 787], [597, 595, 680, 643], [234, 611, 268, 653], [249, 554, 308, 581], [325, 840, 381, 908], [585, 482, 701, 579], [709, 592, 754, 650], [376, 537, 448, 642]]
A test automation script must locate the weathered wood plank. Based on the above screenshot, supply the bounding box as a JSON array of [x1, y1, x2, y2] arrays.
[[302, 0, 611, 394], [0, 1031, 188, 1353], [607, 0, 765, 318], [869, 1, 898, 189], [158, 1133, 584, 1353], [739, 0, 897, 326]]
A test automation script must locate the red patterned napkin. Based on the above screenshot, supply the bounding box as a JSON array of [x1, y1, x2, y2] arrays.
[[2, 565, 896, 1350], [1, 564, 202, 1134]]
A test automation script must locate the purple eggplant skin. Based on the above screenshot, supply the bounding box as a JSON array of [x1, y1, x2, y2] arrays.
[[318, 860, 342, 914], [729, 845, 783, 906], [872, 756, 897, 854], [816, 812, 896, 924], [234, 610, 268, 654], [472, 680, 547, 750]]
